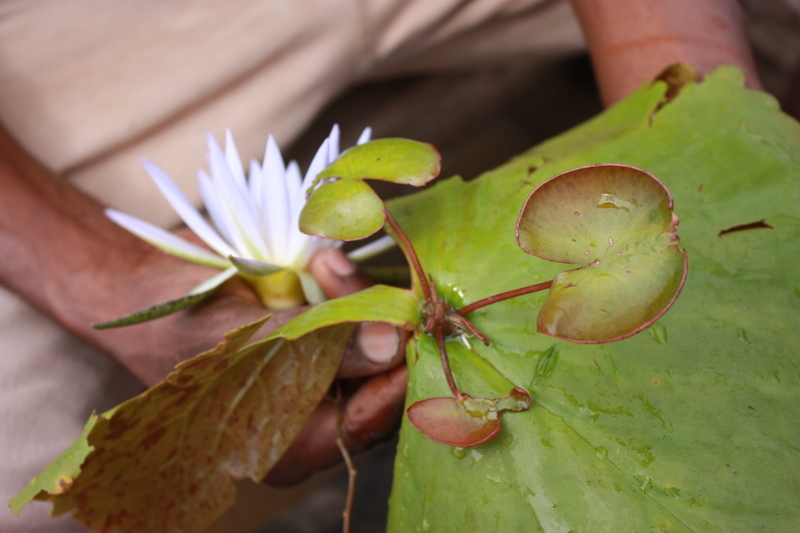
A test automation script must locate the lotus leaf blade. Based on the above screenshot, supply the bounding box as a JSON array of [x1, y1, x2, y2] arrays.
[[14, 318, 353, 533], [517, 164, 675, 264], [538, 243, 687, 342], [314, 138, 440, 187], [387, 66, 800, 532], [300, 178, 384, 241]]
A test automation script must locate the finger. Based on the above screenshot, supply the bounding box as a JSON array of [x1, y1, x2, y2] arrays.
[[310, 248, 373, 298], [338, 321, 409, 379], [265, 364, 408, 486]]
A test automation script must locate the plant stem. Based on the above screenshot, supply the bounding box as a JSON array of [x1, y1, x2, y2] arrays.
[[457, 280, 553, 317], [383, 208, 431, 300], [435, 329, 462, 398], [335, 382, 357, 533]]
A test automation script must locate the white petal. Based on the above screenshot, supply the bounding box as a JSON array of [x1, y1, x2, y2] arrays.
[[260, 135, 290, 264], [284, 161, 311, 263], [297, 271, 327, 304], [198, 169, 235, 248], [141, 159, 235, 258], [347, 234, 396, 262], [248, 159, 263, 210], [206, 133, 270, 260], [327, 124, 341, 162], [284, 160, 304, 219], [261, 135, 286, 187], [224, 129, 247, 189], [356, 127, 372, 145], [187, 267, 238, 296], [302, 138, 330, 192], [228, 255, 285, 276], [106, 209, 230, 269]]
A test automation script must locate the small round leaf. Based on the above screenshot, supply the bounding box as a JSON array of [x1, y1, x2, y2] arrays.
[[299, 178, 385, 241], [313, 138, 441, 189], [516, 164, 688, 343], [517, 164, 675, 263], [407, 397, 500, 448]]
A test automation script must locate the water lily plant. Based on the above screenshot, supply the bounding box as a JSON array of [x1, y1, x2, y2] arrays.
[[100, 125, 389, 327]]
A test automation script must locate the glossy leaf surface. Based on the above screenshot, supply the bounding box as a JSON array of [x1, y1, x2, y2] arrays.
[[388, 66, 800, 531], [517, 164, 687, 342], [312, 138, 440, 188], [300, 178, 384, 241], [407, 387, 531, 447], [272, 284, 419, 338]]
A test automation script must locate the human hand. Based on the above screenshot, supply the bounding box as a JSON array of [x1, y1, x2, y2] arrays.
[[116, 246, 408, 485], [0, 125, 408, 485]]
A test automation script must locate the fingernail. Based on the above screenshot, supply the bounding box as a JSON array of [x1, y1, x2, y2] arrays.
[[358, 322, 400, 364], [325, 248, 356, 277]]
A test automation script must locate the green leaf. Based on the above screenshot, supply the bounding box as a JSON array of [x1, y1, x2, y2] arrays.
[[299, 178, 385, 241], [312, 138, 440, 189], [91, 268, 238, 329], [14, 317, 354, 532], [16, 284, 419, 532], [517, 164, 677, 264], [267, 284, 420, 340], [516, 164, 688, 342], [539, 246, 687, 342], [388, 66, 800, 531], [9, 408, 114, 514]]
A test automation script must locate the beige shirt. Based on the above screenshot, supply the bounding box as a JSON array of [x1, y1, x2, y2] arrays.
[[0, 1, 584, 531]]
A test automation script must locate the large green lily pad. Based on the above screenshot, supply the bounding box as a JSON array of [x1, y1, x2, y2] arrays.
[[387, 66, 800, 531]]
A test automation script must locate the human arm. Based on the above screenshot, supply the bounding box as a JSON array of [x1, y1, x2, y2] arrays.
[[570, 0, 762, 106]]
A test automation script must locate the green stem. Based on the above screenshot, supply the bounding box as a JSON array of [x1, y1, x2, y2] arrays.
[[457, 280, 553, 317]]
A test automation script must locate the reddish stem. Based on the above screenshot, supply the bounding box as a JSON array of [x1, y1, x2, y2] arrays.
[[335, 382, 357, 533], [435, 328, 462, 399], [384, 209, 431, 301], [457, 280, 553, 317]]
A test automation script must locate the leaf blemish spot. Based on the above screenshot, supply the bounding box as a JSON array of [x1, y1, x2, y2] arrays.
[[718, 219, 773, 237], [56, 475, 73, 494]]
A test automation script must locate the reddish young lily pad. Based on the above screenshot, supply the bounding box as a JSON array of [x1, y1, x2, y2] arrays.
[[407, 396, 500, 448], [407, 388, 531, 447], [516, 164, 688, 342]]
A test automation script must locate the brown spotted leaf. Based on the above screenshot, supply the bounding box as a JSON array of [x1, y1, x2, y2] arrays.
[[29, 318, 353, 532]]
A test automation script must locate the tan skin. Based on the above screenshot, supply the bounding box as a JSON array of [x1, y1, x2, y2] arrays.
[[0, 0, 762, 485]]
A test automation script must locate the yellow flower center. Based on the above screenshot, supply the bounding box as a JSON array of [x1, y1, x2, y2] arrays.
[[243, 269, 306, 310]]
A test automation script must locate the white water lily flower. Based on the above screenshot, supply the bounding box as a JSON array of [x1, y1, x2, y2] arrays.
[[107, 125, 393, 310]]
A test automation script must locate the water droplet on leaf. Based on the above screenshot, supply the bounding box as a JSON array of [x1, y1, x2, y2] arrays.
[[451, 447, 468, 460], [648, 322, 668, 344]]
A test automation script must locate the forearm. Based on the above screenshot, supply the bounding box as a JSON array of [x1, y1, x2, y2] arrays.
[[570, 0, 762, 106], [0, 125, 252, 384]]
